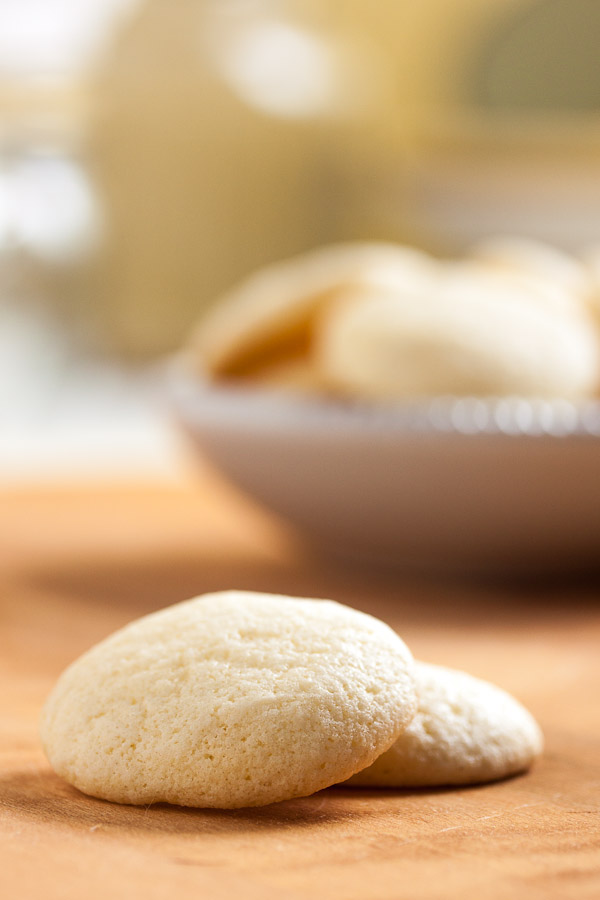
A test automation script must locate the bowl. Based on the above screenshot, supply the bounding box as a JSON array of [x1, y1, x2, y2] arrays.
[[169, 362, 600, 574]]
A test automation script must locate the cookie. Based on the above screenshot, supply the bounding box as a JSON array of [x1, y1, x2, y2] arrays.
[[190, 242, 435, 375], [347, 662, 543, 787], [237, 354, 326, 393], [315, 266, 600, 398], [469, 236, 590, 300], [40, 591, 416, 808]]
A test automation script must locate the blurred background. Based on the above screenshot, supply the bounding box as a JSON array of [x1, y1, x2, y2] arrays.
[[3, 0, 600, 480]]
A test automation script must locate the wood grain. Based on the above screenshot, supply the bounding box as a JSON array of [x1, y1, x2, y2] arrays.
[[1, 475, 600, 900]]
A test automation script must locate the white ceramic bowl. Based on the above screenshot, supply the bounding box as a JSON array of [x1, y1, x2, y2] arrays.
[[169, 363, 600, 573]]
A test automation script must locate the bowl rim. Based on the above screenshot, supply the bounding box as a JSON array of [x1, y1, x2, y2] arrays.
[[168, 354, 600, 440]]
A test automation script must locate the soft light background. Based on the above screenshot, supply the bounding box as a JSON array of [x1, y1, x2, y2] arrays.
[[2, 0, 600, 480]]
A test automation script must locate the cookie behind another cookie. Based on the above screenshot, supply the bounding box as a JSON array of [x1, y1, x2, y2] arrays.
[[469, 235, 590, 299], [190, 241, 435, 376], [41, 591, 416, 808], [347, 662, 543, 787]]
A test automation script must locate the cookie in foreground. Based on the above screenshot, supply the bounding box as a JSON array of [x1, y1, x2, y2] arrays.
[[40, 591, 416, 808], [347, 662, 543, 787]]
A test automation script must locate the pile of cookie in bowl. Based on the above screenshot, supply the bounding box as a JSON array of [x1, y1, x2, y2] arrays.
[[186, 237, 600, 402]]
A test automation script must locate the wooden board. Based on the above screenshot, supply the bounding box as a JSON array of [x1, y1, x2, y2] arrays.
[[1, 474, 600, 900]]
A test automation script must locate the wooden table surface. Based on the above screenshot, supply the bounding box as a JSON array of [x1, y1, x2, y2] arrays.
[[2, 472, 600, 900]]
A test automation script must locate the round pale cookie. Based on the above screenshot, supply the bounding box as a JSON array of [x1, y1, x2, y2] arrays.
[[239, 355, 326, 394], [40, 591, 416, 808], [468, 236, 591, 300], [315, 266, 600, 399], [190, 242, 436, 375], [448, 259, 585, 319], [347, 662, 543, 787]]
